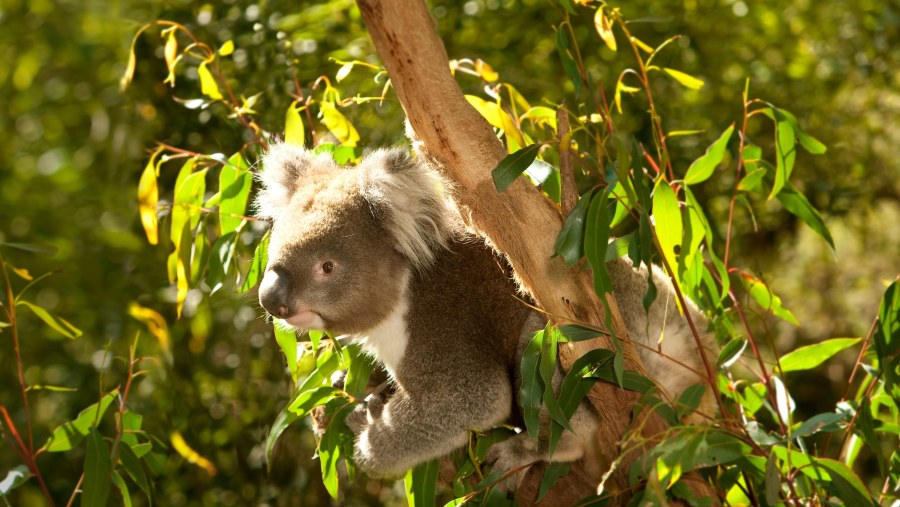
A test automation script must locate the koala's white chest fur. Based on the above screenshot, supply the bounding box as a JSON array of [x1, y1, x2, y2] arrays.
[[353, 271, 411, 377]]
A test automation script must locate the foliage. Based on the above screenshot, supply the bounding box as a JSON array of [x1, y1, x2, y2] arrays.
[[1, 0, 898, 505]]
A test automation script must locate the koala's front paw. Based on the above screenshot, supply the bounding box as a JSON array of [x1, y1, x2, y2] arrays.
[[345, 403, 369, 434], [485, 435, 538, 491]]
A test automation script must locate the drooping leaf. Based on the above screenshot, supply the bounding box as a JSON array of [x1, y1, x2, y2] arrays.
[[319, 403, 353, 498], [779, 337, 860, 373], [197, 61, 223, 100], [537, 462, 571, 503], [790, 412, 847, 438], [118, 443, 151, 501], [777, 183, 835, 249], [0, 242, 58, 255], [593, 7, 616, 51], [769, 110, 796, 199], [218, 40, 234, 56], [17, 300, 82, 339], [652, 179, 682, 273], [873, 281, 900, 394], [684, 124, 733, 185], [520, 330, 545, 439], [717, 338, 747, 369], [238, 230, 269, 293], [584, 188, 614, 297], [813, 458, 875, 506], [274, 326, 299, 383], [491, 144, 541, 192], [552, 189, 595, 266], [404, 459, 439, 507], [83, 429, 111, 507], [128, 303, 170, 358], [556, 23, 582, 95], [218, 153, 252, 236], [285, 101, 306, 147], [111, 472, 132, 507], [137, 152, 161, 244]]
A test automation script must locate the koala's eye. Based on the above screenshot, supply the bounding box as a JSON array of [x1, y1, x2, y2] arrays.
[[322, 261, 335, 274]]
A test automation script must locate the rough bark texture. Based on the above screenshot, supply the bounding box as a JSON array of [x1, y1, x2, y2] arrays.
[[355, 0, 716, 504]]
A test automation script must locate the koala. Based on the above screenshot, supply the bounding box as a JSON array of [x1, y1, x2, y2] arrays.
[[254, 143, 715, 481]]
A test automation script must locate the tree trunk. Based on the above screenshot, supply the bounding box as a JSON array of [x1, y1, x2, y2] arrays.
[[355, 0, 717, 504]]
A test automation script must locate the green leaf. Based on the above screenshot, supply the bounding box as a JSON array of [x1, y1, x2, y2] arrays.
[[207, 231, 237, 295], [118, 443, 151, 501], [343, 345, 375, 399], [779, 337, 860, 373], [197, 61, 222, 100], [239, 231, 269, 293], [552, 190, 595, 266], [769, 110, 796, 199], [0, 465, 31, 496], [684, 124, 733, 185], [652, 180, 682, 273], [558, 324, 603, 342], [584, 188, 614, 297], [17, 300, 82, 339], [777, 183, 835, 249], [491, 144, 540, 192], [285, 102, 306, 147], [274, 326, 299, 383], [675, 384, 707, 418], [741, 273, 799, 325], [404, 459, 439, 507], [44, 390, 118, 452], [319, 403, 354, 499], [556, 24, 582, 96], [0, 242, 58, 255], [218, 153, 252, 236], [813, 458, 875, 506], [520, 330, 545, 439], [717, 338, 747, 368], [83, 428, 112, 507], [790, 412, 847, 438], [662, 68, 704, 90], [111, 472, 132, 507], [764, 454, 780, 505], [873, 281, 900, 394], [537, 462, 571, 503], [287, 386, 341, 417]]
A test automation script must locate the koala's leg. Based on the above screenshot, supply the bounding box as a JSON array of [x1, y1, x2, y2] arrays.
[[352, 365, 513, 478]]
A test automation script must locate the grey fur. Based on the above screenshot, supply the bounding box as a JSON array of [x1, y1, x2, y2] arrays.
[[256, 143, 715, 480]]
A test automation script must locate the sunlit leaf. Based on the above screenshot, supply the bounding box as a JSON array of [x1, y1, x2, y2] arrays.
[[769, 109, 796, 199], [652, 180, 682, 273], [770, 375, 795, 422], [83, 429, 111, 507], [44, 390, 118, 452], [164, 30, 178, 86], [137, 151, 162, 245], [17, 301, 82, 339], [170, 431, 217, 476], [319, 403, 353, 498], [11, 266, 32, 281], [813, 458, 875, 506], [197, 61, 223, 100], [218, 39, 234, 56], [779, 337, 860, 373], [120, 24, 151, 90], [593, 7, 617, 51], [790, 412, 847, 438], [662, 68, 704, 90], [520, 106, 557, 131], [319, 101, 359, 147], [285, 101, 306, 147], [274, 326, 299, 383], [474, 59, 499, 82], [717, 338, 747, 368], [404, 459, 439, 507], [128, 303, 171, 357], [684, 124, 733, 185]]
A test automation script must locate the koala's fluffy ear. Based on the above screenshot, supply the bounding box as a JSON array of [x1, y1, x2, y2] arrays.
[[358, 148, 456, 270], [255, 144, 324, 220]]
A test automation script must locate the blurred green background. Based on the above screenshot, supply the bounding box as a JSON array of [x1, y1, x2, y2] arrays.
[[0, 0, 897, 505]]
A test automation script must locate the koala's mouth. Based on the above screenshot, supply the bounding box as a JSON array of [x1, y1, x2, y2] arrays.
[[280, 309, 326, 330]]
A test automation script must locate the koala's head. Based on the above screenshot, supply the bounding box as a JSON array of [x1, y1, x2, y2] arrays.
[[255, 144, 454, 334]]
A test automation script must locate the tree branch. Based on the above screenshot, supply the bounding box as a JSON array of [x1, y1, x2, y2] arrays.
[[355, 0, 717, 503]]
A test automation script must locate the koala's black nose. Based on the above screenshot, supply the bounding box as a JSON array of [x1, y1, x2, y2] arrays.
[[259, 267, 292, 318]]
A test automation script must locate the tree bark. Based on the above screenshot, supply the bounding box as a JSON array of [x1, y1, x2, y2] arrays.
[[355, 0, 716, 504]]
